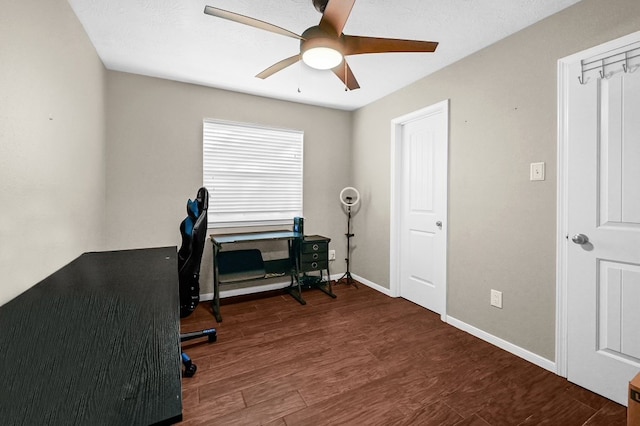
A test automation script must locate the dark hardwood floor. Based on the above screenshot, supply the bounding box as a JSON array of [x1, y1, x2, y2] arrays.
[[179, 282, 627, 425]]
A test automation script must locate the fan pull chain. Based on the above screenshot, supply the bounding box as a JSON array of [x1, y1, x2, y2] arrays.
[[297, 61, 302, 93]]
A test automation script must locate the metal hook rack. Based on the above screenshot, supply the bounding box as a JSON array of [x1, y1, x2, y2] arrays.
[[578, 44, 640, 85], [599, 59, 606, 79], [578, 59, 587, 85]]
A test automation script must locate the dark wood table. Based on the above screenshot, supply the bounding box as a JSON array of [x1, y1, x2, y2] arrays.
[[0, 247, 182, 425]]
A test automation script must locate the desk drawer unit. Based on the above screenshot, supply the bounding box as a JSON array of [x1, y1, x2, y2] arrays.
[[296, 234, 336, 299], [299, 236, 329, 273]]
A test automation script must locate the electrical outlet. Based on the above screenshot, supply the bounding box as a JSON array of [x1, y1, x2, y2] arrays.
[[490, 289, 503, 309], [329, 250, 336, 261]]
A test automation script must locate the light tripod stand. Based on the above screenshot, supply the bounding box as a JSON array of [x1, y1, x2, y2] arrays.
[[337, 187, 360, 287]]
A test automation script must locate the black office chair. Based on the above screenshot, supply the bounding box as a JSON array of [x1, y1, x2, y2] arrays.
[[178, 187, 217, 377]]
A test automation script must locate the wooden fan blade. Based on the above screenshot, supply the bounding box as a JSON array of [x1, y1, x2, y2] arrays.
[[319, 0, 356, 36], [332, 60, 360, 90], [204, 6, 303, 40], [256, 55, 301, 79], [343, 35, 438, 56]]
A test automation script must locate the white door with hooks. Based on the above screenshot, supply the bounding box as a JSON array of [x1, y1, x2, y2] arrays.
[[559, 32, 640, 405], [391, 100, 448, 318]]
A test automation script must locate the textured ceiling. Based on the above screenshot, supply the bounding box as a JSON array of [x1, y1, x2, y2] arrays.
[[67, 0, 582, 110]]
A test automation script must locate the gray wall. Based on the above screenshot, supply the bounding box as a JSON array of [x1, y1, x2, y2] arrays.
[[0, 0, 106, 305], [351, 0, 640, 361], [104, 71, 352, 294]]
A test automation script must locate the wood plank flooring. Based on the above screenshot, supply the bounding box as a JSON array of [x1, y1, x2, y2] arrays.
[[179, 282, 627, 425]]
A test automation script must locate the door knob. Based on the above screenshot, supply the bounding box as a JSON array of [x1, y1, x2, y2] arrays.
[[436, 221, 442, 229], [571, 234, 589, 245]]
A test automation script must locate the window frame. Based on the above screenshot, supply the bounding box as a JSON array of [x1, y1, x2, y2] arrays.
[[203, 118, 304, 228]]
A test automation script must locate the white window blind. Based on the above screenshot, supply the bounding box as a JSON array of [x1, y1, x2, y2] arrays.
[[203, 118, 303, 228]]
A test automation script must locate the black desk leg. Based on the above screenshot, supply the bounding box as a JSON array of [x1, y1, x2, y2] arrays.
[[212, 243, 223, 322], [317, 264, 337, 298], [286, 240, 306, 305], [286, 282, 307, 305]]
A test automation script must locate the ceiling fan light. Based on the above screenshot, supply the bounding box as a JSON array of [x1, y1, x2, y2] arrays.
[[302, 47, 343, 70]]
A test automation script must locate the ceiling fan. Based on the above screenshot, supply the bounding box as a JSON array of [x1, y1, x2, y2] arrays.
[[203, 0, 438, 90]]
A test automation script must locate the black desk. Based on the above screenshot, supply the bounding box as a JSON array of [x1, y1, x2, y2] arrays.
[[211, 231, 303, 322], [211, 231, 336, 322], [0, 247, 182, 426], [212, 230, 302, 246]]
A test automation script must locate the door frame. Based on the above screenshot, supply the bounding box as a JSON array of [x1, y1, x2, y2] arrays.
[[389, 99, 449, 321], [556, 30, 640, 378]]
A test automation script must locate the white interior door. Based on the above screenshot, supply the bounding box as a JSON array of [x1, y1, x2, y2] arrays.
[[392, 101, 448, 317], [564, 40, 640, 405]]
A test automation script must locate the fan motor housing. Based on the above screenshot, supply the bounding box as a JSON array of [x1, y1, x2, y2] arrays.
[[300, 26, 344, 58]]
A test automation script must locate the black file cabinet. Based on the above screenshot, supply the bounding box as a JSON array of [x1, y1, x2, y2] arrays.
[[295, 235, 336, 298], [299, 236, 329, 272]]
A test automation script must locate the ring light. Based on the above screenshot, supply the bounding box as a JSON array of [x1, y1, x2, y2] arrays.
[[337, 186, 360, 287], [339, 187, 360, 207]]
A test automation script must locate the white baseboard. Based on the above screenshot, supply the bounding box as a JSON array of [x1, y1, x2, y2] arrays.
[[199, 273, 345, 301], [446, 316, 556, 373], [200, 280, 290, 301], [351, 274, 394, 297]]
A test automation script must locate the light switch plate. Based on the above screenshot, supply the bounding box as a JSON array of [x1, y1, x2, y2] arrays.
[[491, 289, 503, 309], [530, 162, 545, 181]]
